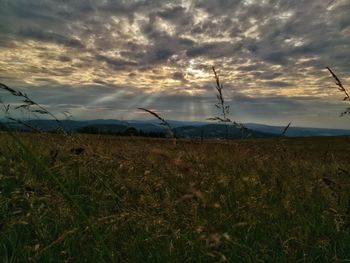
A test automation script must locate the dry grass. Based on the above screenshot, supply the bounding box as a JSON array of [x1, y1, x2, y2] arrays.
[[326, 66, 350, 101], [0, 133, 350, 262], [0, 82, 62, 126], [281, 122, 291, 136], [208, 67, 250, 138], [137, 107, 175, 139], [326, 66, 350, 117]]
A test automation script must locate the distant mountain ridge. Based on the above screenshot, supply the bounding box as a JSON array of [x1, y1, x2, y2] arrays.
[[2, 119, 350, 138], [244, 123, 350, 137]]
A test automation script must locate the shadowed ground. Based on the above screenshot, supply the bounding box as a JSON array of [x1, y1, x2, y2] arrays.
[[1, 133, 350, 262]]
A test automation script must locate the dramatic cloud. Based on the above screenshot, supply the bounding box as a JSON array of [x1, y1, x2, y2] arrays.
[[0, 0, 350, 128]]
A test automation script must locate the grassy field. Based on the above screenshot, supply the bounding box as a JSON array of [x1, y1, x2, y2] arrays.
[[0, 132, 350, 262]]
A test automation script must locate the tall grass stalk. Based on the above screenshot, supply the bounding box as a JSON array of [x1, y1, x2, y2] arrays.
[[138, 107, 176, 140], [281, 122, 291, 136], [0, 82, 65, 133], [326, 67, 350, 116], [208, 66, 249, 139]]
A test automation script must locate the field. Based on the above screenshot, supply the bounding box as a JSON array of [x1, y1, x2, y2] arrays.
[[1, 132, 350, 262]]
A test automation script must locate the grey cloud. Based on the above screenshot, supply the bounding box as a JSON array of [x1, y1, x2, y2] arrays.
[[265, 81, 292, 88], [178, 38, 195, 46], [192, 0, 241, 15], [157, 6, 186, 20], [153, 48, 173, 62], [95, 54, 138, 70], [7, 84, 211, 115], [186, 42, 237, 59], [227, 94, 346, 124], [238, 64, 261, 72], [93, 79, 111, 86], [186, 45, 211, 58], [98, 46, 174, 71], [17, 28, 84, 48], [58, 55, 72, 62], [262, 51, 288, 66], [172, 72, 184, 80], [258, 72, 284, 80], [2, 1, 58, 22]]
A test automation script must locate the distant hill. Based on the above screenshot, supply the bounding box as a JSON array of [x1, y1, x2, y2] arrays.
[[174, 124, 275, 139], [245, 123, 350, 137], [77, 124, 129, 134], [2, 119, 350, 138]]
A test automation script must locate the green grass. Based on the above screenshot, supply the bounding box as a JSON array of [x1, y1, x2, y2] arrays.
[[0, 132, 350, 262]]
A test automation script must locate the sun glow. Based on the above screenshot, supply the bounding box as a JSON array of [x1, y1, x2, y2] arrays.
[[185, 59, 208, 79]]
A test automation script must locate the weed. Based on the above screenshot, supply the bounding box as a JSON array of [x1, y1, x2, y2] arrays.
[[208, 67, 249, 139], [326, 67, 350, 116], [138, 107, 176, 139], [0, 83, 61, 127], [281, 122, 291, 136], [326, 67, 349, 101]]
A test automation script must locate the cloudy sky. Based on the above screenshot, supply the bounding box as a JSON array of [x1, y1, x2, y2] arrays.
[[0, 0, 350, 128]]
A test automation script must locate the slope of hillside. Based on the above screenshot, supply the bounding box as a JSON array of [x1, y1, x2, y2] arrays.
[[2, 119, 350, 138]]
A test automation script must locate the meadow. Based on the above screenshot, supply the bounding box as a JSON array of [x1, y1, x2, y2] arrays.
[[1, 132, 350, 262]]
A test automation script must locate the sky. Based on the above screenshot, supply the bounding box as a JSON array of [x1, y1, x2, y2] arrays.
[[0, 0, 350, 128]]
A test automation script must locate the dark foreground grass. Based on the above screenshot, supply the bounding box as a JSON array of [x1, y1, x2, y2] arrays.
[[0, 132, 350, 262]]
